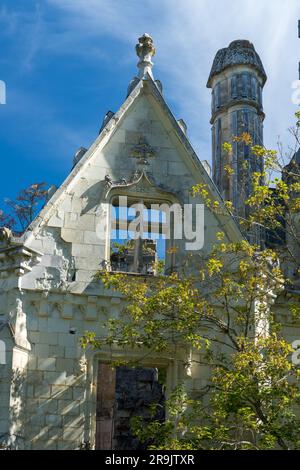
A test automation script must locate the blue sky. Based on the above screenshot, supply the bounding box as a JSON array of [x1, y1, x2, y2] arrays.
[[0, 0, 299, 206]]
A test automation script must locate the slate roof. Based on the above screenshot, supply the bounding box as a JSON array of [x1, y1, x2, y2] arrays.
[[207, 39, 267, 87]]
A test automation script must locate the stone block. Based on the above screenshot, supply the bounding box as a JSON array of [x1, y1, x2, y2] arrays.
[[26, 399, 40, 413], [71, 243, 100, 259], [39, 399, 58, 414], [72, 387, 85, 401], [62, 413, 84, 428], [44, 370, 67, 385], [27, 370, 43, 385], [56, 357, 75, 374], [46, 414, 62, 427], [64, 213, 95, 230], [25, 425, 41, 440], [85, 304, 98, 321], [29, 238, 43, 251], [61, 228, 84, 244], [49, 345, 65, 358], [51, 385, 73, 400], [37, 319, 48, 334], [57, 400, 81, 416], [27, 385, 34, 397], [48, 427, 63, 439], [42, 238, 56, 254], [28, 355, 37, 370], [61, 304, 74, 320], [83, 230, 102, 245], [63, 426, 83, 441], [65, 347, 77, 358], [34, 382, 51, 399], [34, 344, 50, 358], [27, 317, 38, 332], [29, 331, 40, 343], [71, 197, 84, 213], [193, 378, 206, 390], [39, 332, 58, 345], [59, 196, 72, 212], [57, 440, 72, 450], [33, 439, 57, 450], [48, 211, 64, 228], [64, 374, 76, 386], [58, 333, 77, 348], [39, 302, 50, 318], [75, 270, 95, 282], [74, 257, 101, 270], [48, 318, 70, 333]]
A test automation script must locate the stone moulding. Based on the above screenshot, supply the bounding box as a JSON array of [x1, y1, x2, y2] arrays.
[[0, 244, 42, 277]]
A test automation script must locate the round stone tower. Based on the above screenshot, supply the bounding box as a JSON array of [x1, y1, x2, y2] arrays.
[[207, 40, 267, 217]]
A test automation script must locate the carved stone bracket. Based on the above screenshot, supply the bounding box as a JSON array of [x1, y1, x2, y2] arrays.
[[0, 243, 42, 278], [0, 227, 13, 247]]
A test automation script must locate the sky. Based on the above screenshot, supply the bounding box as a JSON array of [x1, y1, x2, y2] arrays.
[[0, 0, 299, 206]]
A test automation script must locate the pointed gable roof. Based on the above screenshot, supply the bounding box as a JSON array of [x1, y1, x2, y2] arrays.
[[23, 73, 243, 246]]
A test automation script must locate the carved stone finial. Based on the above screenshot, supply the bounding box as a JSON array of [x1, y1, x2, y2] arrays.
[[135, 33, 156, 79], [207, 39, 267, 88], [0, 227, 12, 245]]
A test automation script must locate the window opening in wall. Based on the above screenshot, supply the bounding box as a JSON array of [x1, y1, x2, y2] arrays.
[[110, 197, 169, 275]]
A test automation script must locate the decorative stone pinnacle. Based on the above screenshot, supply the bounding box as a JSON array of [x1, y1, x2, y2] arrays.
[[135, 33, 156, 79]]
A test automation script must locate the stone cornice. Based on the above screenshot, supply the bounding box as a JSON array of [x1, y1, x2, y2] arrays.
[[207, 40, 267, 88], [210, 99, 265, 124], [0, 242, 42, 278]]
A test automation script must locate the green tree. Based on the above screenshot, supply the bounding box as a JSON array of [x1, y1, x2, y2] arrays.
[[0, 182, 48, 232], [82, 113, 300, 450]]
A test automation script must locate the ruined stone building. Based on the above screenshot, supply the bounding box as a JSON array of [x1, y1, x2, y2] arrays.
[[0, 34, 299, 450]]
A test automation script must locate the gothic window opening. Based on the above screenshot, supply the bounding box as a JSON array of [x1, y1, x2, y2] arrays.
[[109, 197, 169, 275]]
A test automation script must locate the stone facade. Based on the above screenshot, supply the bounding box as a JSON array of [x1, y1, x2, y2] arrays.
[[0, 34, 299, 450]]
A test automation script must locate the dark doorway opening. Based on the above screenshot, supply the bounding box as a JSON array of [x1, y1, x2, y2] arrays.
[[95, 363, 166, 450]]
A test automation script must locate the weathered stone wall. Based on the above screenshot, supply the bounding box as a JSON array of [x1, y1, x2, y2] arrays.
[[0, 80, 244, 450]]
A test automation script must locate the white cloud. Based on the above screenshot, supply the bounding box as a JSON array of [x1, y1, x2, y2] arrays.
[[6, 0, 300, 164], [45, 0, 300, 163]]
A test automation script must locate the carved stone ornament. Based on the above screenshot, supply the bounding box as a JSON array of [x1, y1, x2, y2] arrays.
[[0, 227, 12, 245], [135, 33, 156, 79], [130, 137, 156, 165], [136, 33, 156, 60]]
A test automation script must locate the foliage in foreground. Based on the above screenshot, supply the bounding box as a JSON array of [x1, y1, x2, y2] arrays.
[[82, 114, 300, 450]]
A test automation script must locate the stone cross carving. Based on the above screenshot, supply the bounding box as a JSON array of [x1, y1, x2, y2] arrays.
[[135, 33, 156, 79], [131, 137, 156, 166]]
